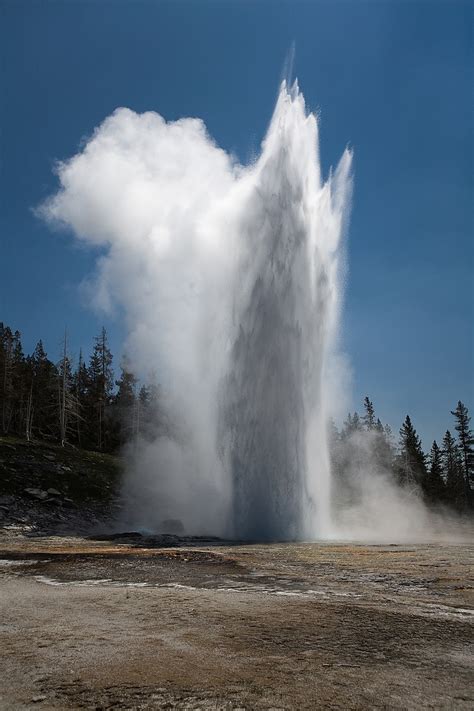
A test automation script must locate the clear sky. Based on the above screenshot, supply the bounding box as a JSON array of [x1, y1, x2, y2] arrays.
[[1, 0, 472, 448]]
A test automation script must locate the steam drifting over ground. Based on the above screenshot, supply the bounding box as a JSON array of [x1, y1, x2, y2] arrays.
[[331, 430, 472, 543], [41, 81, 468, 543]]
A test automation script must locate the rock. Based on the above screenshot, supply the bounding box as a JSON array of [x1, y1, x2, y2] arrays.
[[46, 488, 61, 496], [94, 531, 144, 541], [43, 453, 56, 461], [159, 518, 185, 534], [31, 696, 46, 703], [24, 488, 48, 501]]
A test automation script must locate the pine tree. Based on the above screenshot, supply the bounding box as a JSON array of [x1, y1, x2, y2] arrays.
[[342, 411, 363, 437], [397, 415, 427, 488], [24, 356, 34, 442], [0, 324, 15, 433], [450, 401, 473, 502], [56, 330, 79, 447], [424, 441, 445, 502], [327, 418, 343, 484], [0, 327, 27, 435], [138, 384, 150, 410], [113, 365, 137, 445], [441, 430, 465, 506], [88, 328, 114, 450], [72, 349, 89, 447], [361, 397, 394, 474], [31, 340, 58, 439], [362, 396, 376, 430], [136, 380, 164, 440], [11, 331, 26, 434], [373, 423, 395, 475]]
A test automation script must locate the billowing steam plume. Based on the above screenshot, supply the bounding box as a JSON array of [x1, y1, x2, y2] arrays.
[[40, 80, 353, 539]]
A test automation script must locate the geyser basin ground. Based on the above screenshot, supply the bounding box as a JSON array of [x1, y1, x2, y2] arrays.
[[0, 533, 472, 709]]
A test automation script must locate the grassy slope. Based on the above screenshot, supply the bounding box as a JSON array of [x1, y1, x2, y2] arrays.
[[0, 436, 122, 506]]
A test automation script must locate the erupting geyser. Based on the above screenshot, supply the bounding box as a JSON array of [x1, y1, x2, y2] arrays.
[[41, 80, 352, 540], [222, 83, 352, 539]]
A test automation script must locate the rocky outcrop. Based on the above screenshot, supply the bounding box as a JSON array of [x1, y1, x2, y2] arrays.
[[0, 438, 122, 535]]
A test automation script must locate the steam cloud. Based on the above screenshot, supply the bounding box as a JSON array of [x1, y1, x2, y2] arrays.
[[40, 81, 468, 542]]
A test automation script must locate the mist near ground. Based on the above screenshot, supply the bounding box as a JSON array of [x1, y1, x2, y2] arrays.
[[330, 427, 473, 543]]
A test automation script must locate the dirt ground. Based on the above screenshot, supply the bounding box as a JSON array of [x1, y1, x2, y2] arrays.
[[0, 532, 473, 710]]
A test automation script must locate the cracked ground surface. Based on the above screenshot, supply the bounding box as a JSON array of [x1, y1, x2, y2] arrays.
[[0, 534, 473, 709]]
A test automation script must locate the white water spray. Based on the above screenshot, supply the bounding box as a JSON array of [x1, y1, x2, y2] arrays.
[[40, 81, 352, 540], [220, 83, 352, 539]]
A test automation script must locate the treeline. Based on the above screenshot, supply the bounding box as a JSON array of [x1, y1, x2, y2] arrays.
[[0, 322, 162, 453], [330, 397, 473, 513], [1, 321, 473, 512]]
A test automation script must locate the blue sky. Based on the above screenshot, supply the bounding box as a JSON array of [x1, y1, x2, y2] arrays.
[[1, 0, 472, 448]]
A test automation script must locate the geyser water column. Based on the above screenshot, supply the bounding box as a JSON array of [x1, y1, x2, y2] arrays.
[[40, 79, 351, 541], [221, 83, 352, 540]]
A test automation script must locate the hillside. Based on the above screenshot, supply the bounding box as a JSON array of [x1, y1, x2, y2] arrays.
[[0, 437, 122, 534]]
